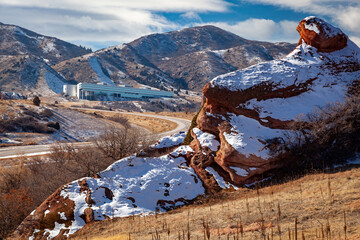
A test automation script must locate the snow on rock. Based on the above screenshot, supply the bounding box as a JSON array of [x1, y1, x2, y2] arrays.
[[222, 114, 286, 159], [15, 146, 204, 239], [206, 167, 238, 190], [192, 127, 220, 152], [152, 132, 186, 149], [192, 17, 360, 186]]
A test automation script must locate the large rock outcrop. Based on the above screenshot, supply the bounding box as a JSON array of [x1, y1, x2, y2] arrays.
[[190, 17, 360, 186]]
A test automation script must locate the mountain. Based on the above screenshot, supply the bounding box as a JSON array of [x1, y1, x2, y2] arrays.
[[0, 23, 295, 94], [0, 23, 91, 95], [0, 54, 72, 95], [0, 22, 91, 65], [11, 17, 360, 239], [52, 44, 174, 89], [53, 25, 295, 91]]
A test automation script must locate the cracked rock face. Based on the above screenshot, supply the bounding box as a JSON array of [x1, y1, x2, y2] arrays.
[[190, 17, 360, 186]]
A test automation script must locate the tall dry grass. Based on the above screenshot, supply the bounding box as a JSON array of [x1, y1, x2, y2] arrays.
[[70, 167, 360, 240]]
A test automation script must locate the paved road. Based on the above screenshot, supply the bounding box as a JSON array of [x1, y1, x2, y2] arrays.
[[0, 110, 190, 160]]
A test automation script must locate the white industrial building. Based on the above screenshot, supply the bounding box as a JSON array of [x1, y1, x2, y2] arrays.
[[63, 83, 174, 100]]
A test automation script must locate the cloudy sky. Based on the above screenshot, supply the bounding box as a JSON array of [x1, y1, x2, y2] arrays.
[[0, 0, 359, 50]]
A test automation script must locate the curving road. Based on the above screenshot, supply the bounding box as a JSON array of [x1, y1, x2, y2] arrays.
[[0, 110, 191, 160]]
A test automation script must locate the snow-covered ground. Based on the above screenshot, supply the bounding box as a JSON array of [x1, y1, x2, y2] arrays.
[[32, 142, 204, 238], [152, 132, 186, 149]]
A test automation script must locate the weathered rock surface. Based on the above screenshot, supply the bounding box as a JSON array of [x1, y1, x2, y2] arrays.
[[296, 16, 347, 52], [190, 17, 360, 186]]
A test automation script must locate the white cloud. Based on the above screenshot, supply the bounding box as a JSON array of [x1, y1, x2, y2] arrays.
[[0, 0, 230, 12], [349, 36, 360, 48], [243, 0, 360, 35], [0, 0, 229, 49], [208, 18, 299, 43], [181, 12, 202, 21]]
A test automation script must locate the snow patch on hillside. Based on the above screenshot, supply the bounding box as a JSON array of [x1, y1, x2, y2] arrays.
[[45, 70, 65, 94], [43, 41, 56, 53], [89, 57, 115, 86]]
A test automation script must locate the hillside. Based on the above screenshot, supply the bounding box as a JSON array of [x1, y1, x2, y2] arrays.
[[0, 23, 91, 95], [53, 25, 295, 91], [0, 22, 91, 65], [0, 54, 72, 95]]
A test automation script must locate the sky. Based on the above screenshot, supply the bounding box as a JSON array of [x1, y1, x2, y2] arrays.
[[0, 0, 359, 50]]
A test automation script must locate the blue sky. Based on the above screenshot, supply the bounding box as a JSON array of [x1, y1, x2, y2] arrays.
[[0, 0, 359, 50]]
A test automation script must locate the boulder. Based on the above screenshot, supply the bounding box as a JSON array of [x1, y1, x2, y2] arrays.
[[191, 17, 360, 186], [296, 16, 347, 52]]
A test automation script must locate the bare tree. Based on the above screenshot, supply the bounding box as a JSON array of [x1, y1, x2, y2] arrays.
[[95, 127, 149, 161]]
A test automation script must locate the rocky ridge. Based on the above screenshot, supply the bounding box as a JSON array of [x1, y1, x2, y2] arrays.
[[0, 22, 91, 65]]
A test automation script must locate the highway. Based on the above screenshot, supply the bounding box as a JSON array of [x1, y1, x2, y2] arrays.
[[0, 111, 191, 160]]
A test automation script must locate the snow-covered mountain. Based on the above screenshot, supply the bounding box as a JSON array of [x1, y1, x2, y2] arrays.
[[0, 23, 294, 94]]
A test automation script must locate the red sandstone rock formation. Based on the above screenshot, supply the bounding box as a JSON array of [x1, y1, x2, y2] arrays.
[[296, 16, 347, 52], [190, 17, 360, 187]]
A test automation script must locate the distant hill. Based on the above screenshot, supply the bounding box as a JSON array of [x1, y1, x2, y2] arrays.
[[0, 22, 91, 65], [0, 23, 295, 94], [54, 25, 295, 91], [0, 23, 91, 95]]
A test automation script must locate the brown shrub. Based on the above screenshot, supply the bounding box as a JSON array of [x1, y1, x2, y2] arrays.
[[269, 94, 360, 170]]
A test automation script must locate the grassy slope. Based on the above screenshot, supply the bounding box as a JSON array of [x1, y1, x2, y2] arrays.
[[70, 166, 360, 240]]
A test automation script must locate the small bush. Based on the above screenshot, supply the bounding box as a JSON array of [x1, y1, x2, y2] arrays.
[[184, 109, 201, 145], [47, 121, 60, 130], [107, 116, 130, 127], [40, 109, 54, 118], [33, 96, 40, 106]]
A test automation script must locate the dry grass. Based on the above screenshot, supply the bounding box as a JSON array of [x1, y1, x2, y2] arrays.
[[77, 109, 178, 134], [70, 167, 360, 240], [143, 111, 197, 120]]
